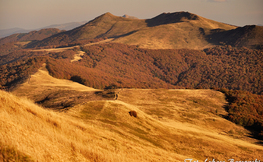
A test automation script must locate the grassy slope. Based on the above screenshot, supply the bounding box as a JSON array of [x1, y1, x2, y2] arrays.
[[1, 89, 263, 162], [12, 64, 103, 109], [2, 67, 263, 161], [13, 63, 97, 96], [28, 12, 237, 50], [113, 15, 236, 50], [80, 12, 236, 50]]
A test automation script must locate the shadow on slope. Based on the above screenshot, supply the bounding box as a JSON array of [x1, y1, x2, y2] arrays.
[[207, 25, 263, 49], [146, 11, 199, 27]]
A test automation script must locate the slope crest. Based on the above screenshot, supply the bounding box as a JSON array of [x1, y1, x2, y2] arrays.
[[146, 11, 200, 27], [0, 28, 62, 45]]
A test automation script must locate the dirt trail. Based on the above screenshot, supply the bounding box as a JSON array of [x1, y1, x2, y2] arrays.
[[32, 46, 77, 52], [32, 38, 114, 63], [32, 38, 114, 53]]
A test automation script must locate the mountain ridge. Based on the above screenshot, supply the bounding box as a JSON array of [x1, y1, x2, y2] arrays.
[[0, 21, 88, 39], [0, 28, 31, 39], [26, 11, 246, 50], [0, 28, 63, 45], [2, 12, 262, 50]]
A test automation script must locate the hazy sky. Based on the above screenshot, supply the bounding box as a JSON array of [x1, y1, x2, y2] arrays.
[[0, 0, 263, 30]]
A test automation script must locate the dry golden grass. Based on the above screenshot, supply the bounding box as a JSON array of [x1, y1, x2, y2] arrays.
[[1, 88, 263, 161], [111, 15, 236, 50], [13, 63, 97, 98], [0, 90, 189, 161], [70, 50, 85, 62], [8, 65, 263, 161]]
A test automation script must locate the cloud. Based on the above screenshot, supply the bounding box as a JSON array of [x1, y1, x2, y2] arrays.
[[209, 0, 228, 2]]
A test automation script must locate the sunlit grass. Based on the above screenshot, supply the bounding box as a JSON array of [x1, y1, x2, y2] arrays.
[[1, 88, 262, 161]]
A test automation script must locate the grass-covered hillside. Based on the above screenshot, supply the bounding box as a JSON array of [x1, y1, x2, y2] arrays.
[[1, 87, 263, 161]]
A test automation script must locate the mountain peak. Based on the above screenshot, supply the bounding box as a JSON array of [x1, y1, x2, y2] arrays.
[[89, 12, 121, 23], [103, 12, 115, 16], [147, 11, 200, 26], [99, 12, 118, 19]]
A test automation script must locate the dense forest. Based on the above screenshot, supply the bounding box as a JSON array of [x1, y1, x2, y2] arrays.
[[219, 88, 263, 139], [0, 56, 46, 90], [46, 43, 263, 94], [0, 43, 262, 94]]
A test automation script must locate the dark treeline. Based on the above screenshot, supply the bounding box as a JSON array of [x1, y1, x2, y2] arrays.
[[0, 56, 47, 90], [219, 88, 263, 139], [0, 49, 76, 90]]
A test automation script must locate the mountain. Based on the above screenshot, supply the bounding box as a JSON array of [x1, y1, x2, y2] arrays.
[[26, 12, 147, 48], [27, 12, 241, 49], [0, 28, 30, 39], [0, 28, 63, 45], [1, 12, 262, 94], [0, 21, 86, 39], [41, 21, 87, 31]]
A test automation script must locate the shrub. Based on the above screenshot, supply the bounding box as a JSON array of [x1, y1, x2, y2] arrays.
[[129, 111, 137, 117]]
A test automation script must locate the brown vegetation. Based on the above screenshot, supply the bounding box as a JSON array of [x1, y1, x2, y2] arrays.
[[129, 111, 137, 117], [1, 43, 262, 94], [218, 88, 263, 139], [43, 43, 263, 94], [0, 56, 47, 90]]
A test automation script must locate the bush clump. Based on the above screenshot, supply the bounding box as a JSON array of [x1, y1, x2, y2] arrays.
[[129, 111, 137, 117]]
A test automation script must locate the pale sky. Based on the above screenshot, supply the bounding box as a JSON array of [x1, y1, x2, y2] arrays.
[[0, 0, 262, 30]]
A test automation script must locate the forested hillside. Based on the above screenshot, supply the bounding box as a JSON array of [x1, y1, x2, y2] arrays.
[[219, 88, 263, 139], [46, 44, 263, 94], [1, 43, 262, 94]]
